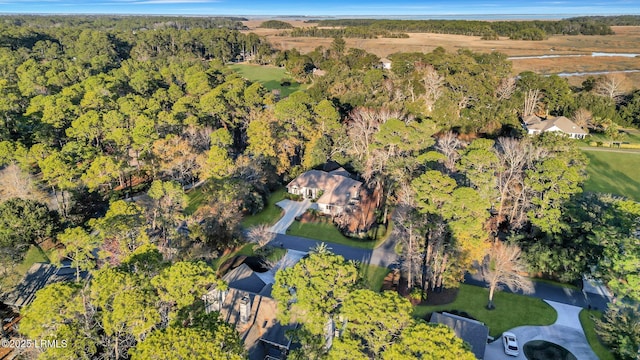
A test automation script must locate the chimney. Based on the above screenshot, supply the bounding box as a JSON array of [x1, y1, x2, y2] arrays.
[[239, 295, 251, 324]]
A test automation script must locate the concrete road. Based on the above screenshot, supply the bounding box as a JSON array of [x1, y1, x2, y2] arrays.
[[465, 272, 609, 310], [268, 233, 399, 268]]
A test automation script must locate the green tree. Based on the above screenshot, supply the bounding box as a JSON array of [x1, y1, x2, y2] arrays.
[[151, 261, 216, 321], [90, 200, 148, 265], [147, 180, 186, 240], [0, 198, 58, 259], [130, 326, 244, 360], [198, 128, 234, 180], [54, 226, 100, 282], [526, 156, 585, 233], [19, 282, 85, 340], [337, 289, 413, 357], [595, 304, 640, 360], [382, 321, 476, 360], [330, 37, 346, 58], [91, 267, 160, 359], [273, 246, 359, 355], [81, 155, 123, 192]]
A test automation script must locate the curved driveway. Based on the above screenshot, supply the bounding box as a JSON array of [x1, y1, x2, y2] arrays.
[[484, 300, 598, 360]]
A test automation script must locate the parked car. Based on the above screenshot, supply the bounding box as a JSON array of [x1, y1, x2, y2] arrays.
[[503, 332, 519, 356]]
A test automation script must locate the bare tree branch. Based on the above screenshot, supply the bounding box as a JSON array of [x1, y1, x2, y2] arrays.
[[481, 241, 533, 309]]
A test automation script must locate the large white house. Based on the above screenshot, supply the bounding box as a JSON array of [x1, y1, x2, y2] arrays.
[[523, 115, 588, 139], [286, 168, 362, 215]]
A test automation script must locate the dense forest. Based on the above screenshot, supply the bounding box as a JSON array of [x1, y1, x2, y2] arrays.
[[259, 20, 294, 29], [0, 15, 638, 360]]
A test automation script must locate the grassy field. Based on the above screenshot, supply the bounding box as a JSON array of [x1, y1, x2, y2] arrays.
[[241, 188, 286, 228], [16, 245, 50, 274], [413, 284, 557, 337], [583, 149, 640, 202], [359, 264, 391, 292], [579, 309, 615, 360], [229, 64, 305, 97], [286, 220, 382, 249]]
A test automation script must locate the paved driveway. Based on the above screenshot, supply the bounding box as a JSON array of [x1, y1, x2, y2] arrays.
[[484, 300, 598, 360], [268, 199, 311, 234]]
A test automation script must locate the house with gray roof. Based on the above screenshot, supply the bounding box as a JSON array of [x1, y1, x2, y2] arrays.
[[203, 287, 296, 360], [203, 250, 306, 360], [286, 168, 362, 215], [523, 115, 588, 139], [429, 312, 490, 359], [2, 262, 89, 310]]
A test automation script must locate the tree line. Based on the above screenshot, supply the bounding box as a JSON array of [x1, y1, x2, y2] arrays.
[[305, 18, 615, 39]]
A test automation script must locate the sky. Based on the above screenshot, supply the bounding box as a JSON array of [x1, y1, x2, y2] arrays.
[[0, 0, 638, 17]]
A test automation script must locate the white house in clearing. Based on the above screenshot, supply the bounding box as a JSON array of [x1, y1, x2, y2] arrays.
[[522, 115, 588, 139], [286, 168, 362, 215]]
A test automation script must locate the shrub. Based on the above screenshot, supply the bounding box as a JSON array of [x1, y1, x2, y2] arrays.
[[284, 193, 303, 201]]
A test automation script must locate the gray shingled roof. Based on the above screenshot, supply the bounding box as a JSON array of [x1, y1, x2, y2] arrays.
[[222, 264, 268, 294], [430, 312, 489, 359], [3, 262, 89, 309]]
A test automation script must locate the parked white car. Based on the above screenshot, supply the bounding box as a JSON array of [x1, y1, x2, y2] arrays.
[[503, 332, 519, 356]]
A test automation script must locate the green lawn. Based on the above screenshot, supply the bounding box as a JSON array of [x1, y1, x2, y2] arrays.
[[286, 221, 381, 249], [359, 264, 391, 292], [16, 245, 50, 274], [211, 243, 256, 271], [531, 278, 579, 291], [185, 185, 209, 215], [583, 149, 640, 202], [264, 246, 287, 264], [413, 284, 557, 337], [241, 188, 287, 228], [579, 309, 615, 360], [229, 64, 305, 98], [582, 128, 640, 145]]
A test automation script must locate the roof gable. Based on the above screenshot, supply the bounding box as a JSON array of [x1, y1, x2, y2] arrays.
[[287, 170, 363, 207], [524, 116, 587, 135], [430, 312, 489, 359]]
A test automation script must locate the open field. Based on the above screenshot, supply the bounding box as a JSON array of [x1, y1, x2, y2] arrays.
[[583, 149, 640, 202], [229, 64, 305, 97], [244, 21, 640, 84], [413, 284, 557, 337]]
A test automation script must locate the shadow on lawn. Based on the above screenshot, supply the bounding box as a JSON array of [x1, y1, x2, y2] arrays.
[[585, 152, 640, 200]]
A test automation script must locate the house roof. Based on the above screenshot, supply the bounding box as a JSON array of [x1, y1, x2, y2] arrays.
[[210, 250, 307, 359], [3, 262, 89, 309], [525, 116, 587, 135], [287, 170, 362, 207], [429, 312, 489, 359], [213, 288, 296, 360], [522, 114, 542, 125], [222, 264, 268, 295]]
